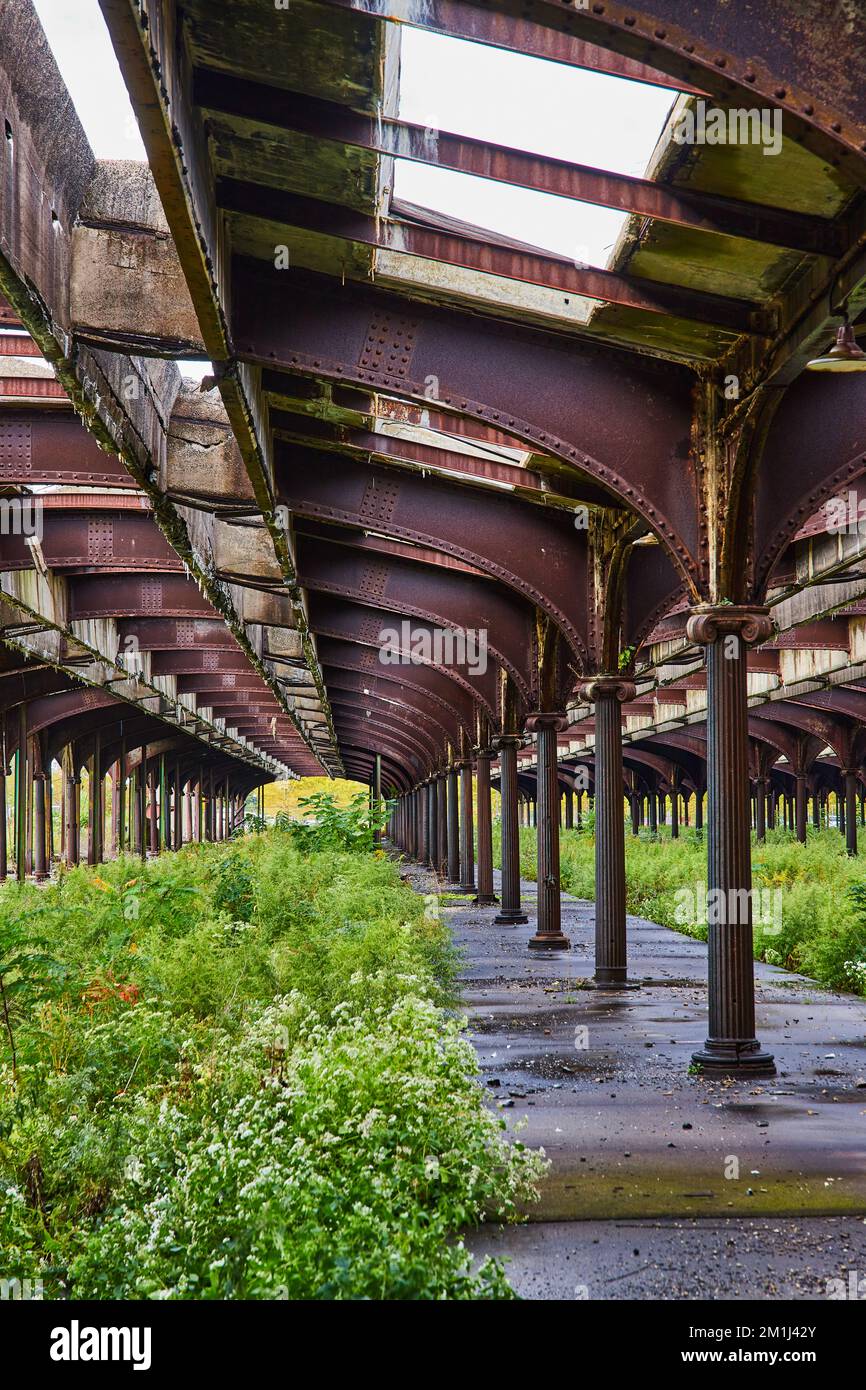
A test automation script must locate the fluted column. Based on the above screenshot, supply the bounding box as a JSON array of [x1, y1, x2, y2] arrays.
[[526, 713, 569, 950], [474, 747, 498, 906], [67, 772, 81, 868], [755, 775, 767, 843], [174, 763, 183, 848], [426, 780, 437, 867], [373, 754, 382, 843], [14, 706, 27, 882], [579, 679, 635, 984], [0, 762, 7, 880], [33, 772, 47, 881], [494, 735, 528, 925], [795, 771, 807, 844], [447, 766, 460, 882], [149, 766, 159, 854], [686, 607, 775, 1076], [458, 759, 476, 892], [436, 775, 447, 875], [88, 739, 103, 866], [845, 770, 858, 856], [423, 782, 432, 863], [138, 757, 148, 859]]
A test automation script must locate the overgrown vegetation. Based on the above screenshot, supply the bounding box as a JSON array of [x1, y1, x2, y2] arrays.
[[500, 822, 866, 996], [275, 789, 389, 853], [0, 798, 543, 1300]]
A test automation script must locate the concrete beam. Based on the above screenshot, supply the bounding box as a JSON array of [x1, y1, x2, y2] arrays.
[[72, 161, 204, 356]]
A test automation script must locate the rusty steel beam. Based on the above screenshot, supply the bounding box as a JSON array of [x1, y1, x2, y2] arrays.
[[234, 263, 700, 580], [177, 674, 266, 695], [331, 715, 426, 774], [319, 636, 476, 735], [117, 618, 239, 651], [196, 70, 843, 259], [277, 449, 592, 660], [310, 598, 497, 720], [0, 332, 43, 357], [1, 511, 181, 573], [272, 410, 618, 511], [152, 649, 254, 676], [296, 532, 538, 703], [0, 411, 138, 488], [329, 697, 443, 764], [219, 181, 766, 335], [296, 519, 490, 579], [324, 668, 460, 749], [344, 748, 411, 793], [67, 574, 215, 622], [753, 374, 866, 599]]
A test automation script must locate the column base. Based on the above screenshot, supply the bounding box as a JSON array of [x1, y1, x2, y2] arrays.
[[691, 1042, 776, 1077], [458, 882, 477, 895], [589, 973, 640, 991], [528, 933, 571, 951], [473, 892, 499, 907], [494, 908, 528, 926]]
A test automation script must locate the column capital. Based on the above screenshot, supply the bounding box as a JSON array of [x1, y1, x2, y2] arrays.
[[473, 744, 496, 759], [577, 677, 636, 704], [492, 733, 523, 751], [686, 604, 773, 647], [524, 710, 568, 733]]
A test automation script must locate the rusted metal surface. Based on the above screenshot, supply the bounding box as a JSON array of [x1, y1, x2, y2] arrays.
[[236, 263, 701, 580], [220, 179, 766, 334], [198, 70, 843, 259]]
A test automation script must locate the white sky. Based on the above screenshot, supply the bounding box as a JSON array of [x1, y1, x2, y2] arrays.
[[395, 27, 675, 262], [33, 0, 676, 272]]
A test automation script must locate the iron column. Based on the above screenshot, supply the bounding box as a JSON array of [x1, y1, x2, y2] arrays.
[[494, 734, 527, 925], [579, 679, 635, 985], [686, 607, 775, 1076], [526, 713, 570, 950], [474, 745, 498, 906]]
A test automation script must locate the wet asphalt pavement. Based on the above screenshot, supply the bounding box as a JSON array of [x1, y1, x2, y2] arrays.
[[396, 855, 866, 1300]]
